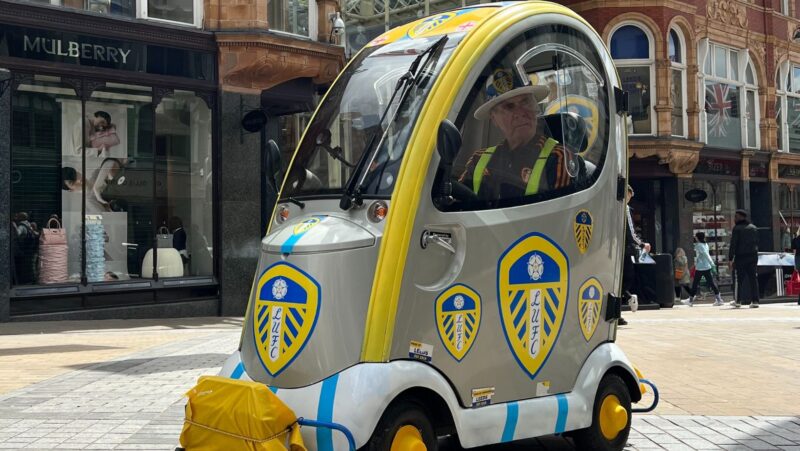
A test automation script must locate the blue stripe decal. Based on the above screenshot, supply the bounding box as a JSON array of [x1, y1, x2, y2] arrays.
[[281, 216, 325, 254], [502, 402, 519, 443], [230, 362, 244, 379], [269, 386, 279, 394], [555, 394, 568, 433], [317, 374, 340, 451]]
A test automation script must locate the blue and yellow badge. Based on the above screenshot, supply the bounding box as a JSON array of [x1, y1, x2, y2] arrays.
[[497, 233, 569, 379], [544, 95, 600, 154], [573, 210, 593, 254], [252, 262, 321, 377], [578, 277, 603, 342], [434, 284, 481, 362], [408, 12, 456, 39], [281, 215, 326, 254]]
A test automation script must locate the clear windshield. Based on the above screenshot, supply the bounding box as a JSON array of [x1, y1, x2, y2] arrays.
[[281, 34, 463, 200]]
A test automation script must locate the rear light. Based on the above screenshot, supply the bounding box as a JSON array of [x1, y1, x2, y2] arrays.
[[368, 201, 388, 223], [276, 204, 290, 224]]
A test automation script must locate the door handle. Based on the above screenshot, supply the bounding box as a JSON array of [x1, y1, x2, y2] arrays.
[[421, 230, 455, 254]]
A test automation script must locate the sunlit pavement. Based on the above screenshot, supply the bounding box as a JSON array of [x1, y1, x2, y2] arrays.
[[0, 303, 798, 450]]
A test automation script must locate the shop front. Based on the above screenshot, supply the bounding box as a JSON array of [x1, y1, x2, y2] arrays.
[[0, 7, 218, 320]]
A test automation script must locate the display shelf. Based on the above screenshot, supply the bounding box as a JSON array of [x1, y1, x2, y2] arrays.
[[692, 212, 733, 286]]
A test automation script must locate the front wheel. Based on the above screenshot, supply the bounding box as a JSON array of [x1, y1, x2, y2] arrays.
[[570, 373, 632, 451], [366, 400, 437, 451]]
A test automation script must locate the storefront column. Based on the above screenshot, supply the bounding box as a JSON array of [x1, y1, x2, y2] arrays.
[[674, 176, 697, 262], [741, 152, 752, 213], [0, 71, 10, 321], [219, 91, 264, 316]]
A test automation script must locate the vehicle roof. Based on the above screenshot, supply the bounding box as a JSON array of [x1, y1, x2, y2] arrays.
[[365, 1, 583, 48]]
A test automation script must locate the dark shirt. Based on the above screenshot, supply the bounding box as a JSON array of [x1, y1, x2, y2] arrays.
[[792, 235, 800, 256], [458, 131, 574, 201], [625, 206, 642, 255], [728, 219, 759, 262]]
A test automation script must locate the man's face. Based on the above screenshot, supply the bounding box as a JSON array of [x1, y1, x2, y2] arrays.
[[626, 189, 633, 203], [490, 93, 538, 145], [735, 213, 745, 222]]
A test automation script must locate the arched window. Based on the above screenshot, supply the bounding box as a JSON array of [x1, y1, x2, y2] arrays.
[[700, 42, 759, 149], [610, 24, 654, 135], [669, 28, 687, 137], [775, 61, 800, 153]]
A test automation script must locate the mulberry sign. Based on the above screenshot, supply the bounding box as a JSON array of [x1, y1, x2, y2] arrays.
[[0, 24, 215, 81]]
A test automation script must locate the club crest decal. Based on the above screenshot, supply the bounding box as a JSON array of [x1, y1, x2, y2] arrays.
[[497, 233, 569, 379], [293, 216, 323, 235], [573, 210, 593, 254], [434, 284, 481, 362], [408, 12, 456, 38], [252, 262, 321, 377], [578, 277, 603, 342]]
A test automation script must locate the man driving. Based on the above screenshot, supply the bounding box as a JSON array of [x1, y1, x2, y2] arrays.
[[459, 68, 578, 200]]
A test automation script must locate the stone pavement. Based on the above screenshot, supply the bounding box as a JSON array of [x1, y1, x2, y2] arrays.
[[0, 304, 797, 450]]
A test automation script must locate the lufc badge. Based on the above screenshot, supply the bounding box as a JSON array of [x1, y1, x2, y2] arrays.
[[578, 277, 603, 342], [497, 233, 569, 379], [293, 216, 323, 235], [252, 262, 321, 377], [544, 95, 600, 154], [435, 284, 481, 362], [408, 12, 456, 38], [573, 210, 593, 254]]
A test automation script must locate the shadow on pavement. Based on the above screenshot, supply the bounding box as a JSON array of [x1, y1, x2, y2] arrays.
[[66, 353, 231, 374], [0, 344, 122, 356]]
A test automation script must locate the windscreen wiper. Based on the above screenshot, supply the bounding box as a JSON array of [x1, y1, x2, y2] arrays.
[[339, 35, 449, 210]]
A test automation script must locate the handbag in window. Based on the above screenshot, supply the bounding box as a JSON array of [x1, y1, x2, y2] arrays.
[[157, 226, 174, 248], [38, 215, 68, 284]]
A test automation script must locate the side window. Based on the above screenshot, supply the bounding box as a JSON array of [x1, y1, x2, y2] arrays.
[[435, 24, 609, 211]]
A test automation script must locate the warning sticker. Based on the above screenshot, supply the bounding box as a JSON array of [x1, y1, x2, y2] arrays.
[[536, 381, 551, 396], [409, 341, 433, 362], [471, 387, 495, 408]]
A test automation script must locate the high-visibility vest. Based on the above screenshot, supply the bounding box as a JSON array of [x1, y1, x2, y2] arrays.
[[472, 138, 559, 195]]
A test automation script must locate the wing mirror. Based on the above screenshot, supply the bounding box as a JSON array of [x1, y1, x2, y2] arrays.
[[435, 119, 462, 206]]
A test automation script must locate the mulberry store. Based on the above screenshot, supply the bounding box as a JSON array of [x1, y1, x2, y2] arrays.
[[0, 6, 220, 321]]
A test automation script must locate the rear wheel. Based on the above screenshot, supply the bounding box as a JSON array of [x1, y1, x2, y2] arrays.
[[367, 400, 437, 451], [570, 373, 632, 451]]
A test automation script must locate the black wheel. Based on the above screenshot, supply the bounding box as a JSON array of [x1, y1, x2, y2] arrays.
[[366, 400, 437, 451], [570, 373, 632, 451]]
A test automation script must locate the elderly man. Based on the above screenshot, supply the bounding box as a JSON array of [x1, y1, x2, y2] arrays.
[[459, 68, 577, 200]]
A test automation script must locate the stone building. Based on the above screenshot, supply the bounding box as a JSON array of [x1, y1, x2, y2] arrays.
[[559, 0, 800, 287]]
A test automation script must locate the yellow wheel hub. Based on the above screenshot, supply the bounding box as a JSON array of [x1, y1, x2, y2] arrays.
[[599, 394, 628, 441], [390, 425, 427, 451]]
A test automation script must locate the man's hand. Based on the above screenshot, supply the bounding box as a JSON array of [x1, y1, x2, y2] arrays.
[[643, 243, 651, 253]]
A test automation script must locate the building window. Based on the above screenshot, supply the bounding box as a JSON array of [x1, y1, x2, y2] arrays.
[[269, 0, 315, 37], [610, 24, 654, 135], [669, 28, 687, 137], [776, 61, 800, 153], [781, 0, 790, 15], [9, 75, 214, 287], [22, 0, 202, 26], [701, 43, 758, 149]]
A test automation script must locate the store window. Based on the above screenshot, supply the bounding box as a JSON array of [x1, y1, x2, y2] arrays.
[[775, 61, 800, 153], [669, 28, 687, 137], [21, 0, 202, 26], [701, 42, 759, 149], [9, 74, 214, 287], [686, 180, 738, 287], [268, 0, 314, 37], [610, 24, 654, 135], [438, 23, 609, 211], [778, 184, 800, 248]]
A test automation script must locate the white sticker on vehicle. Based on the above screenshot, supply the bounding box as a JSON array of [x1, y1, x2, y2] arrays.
[[409, 340, 433, 362], [471, 387, 495, 408], [536, 380, 551, 396]]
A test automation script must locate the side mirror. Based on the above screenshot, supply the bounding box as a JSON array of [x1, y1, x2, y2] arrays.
[[266, 140, 283, 192], [435, 120, 462, 206], [437, 119, 461, 168]]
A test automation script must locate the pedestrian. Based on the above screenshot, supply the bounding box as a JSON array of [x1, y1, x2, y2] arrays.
[[674, 248, 692, 303], [621, 185, 650, 326], [791, 229, 800, 306], [728, 209, 760, 308], [682, 232, 724, 307]]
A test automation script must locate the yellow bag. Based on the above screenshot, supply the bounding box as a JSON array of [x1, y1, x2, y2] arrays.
[[180, 375, 306, 451]]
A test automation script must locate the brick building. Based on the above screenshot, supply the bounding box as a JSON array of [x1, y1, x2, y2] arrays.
[[557, 0, 800, 287], [0, 0, 344, 321]]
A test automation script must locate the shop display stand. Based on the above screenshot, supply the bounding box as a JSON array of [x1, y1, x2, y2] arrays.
[[85, 215, 105, 283], [692, 211, 733, 287]]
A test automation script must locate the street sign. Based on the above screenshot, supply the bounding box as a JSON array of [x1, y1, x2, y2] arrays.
[[241, 110, 268, 133], [685, 188, 707, 203]]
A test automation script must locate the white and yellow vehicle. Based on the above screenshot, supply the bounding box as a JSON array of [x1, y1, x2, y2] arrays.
[[216, 2, 658, 449]]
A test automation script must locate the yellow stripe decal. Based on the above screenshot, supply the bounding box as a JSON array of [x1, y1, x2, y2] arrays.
[[360, 2, 592, 361]]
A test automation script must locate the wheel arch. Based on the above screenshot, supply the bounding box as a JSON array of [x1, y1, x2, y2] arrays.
[[385, 386, 457, 436], [604, 365, 642, 403]]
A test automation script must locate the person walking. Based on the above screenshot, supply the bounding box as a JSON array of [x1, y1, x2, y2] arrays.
[[682, 232, 724, 306], [791, 229, 800, 306], [621, 185, 650, 326], [729, 209, 760, 308], [673, 248, 692, 303]]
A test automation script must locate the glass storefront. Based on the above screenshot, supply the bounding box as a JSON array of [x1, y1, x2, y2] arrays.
[[9, 74, 213, 288], [18, 0, 198, 26]]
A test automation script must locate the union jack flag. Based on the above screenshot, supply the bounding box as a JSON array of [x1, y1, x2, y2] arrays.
[[705, 83, 739, 138]]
